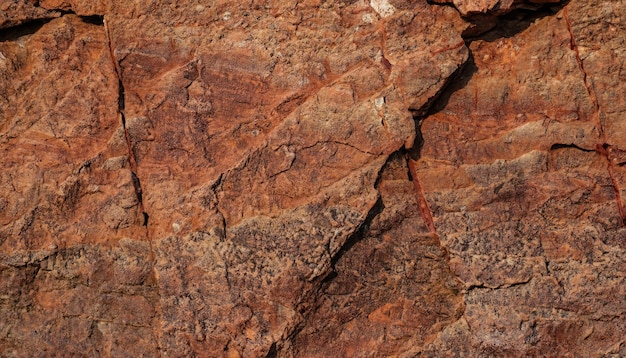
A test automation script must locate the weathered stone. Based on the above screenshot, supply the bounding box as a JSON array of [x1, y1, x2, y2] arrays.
[[416, 2, 626, 356], [0, 0, 60, 29], [1, 0, 624, 356], [289, 153, 465, 356], [0, 14, 145, 253]]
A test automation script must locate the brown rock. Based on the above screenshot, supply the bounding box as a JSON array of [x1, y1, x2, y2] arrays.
[[1, 0, 624, 356], [416, 2, 626, 356], [0, 0, 60, 29], [0, 14, 145, 251], [289, 153, 465, 356]]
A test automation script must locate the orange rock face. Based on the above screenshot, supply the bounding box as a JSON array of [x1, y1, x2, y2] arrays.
[[415, 3, 626, 355], [0, 0, 624, 356]]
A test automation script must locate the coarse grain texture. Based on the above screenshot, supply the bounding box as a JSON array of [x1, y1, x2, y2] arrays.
[[0, 0, 624, 356]]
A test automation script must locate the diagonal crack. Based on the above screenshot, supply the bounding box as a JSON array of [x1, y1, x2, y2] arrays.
[[0, 19, 51, 41], [328, 195, 384, 270], [405, 154, 438, 237]]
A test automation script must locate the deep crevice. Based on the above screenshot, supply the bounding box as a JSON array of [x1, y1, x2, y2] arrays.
[[130, 171, 143, 205], [411, 1, 572, 161], [408, 4, 568, 159], [0, 12, 105, 43], [321, 161, 388, 274], [420, 2, 569, 126], [329, 195, 384, 269], [265, 342, 277, 358], [102, 18, 160, 349], [410, 52, 477, 155], [290, 194, 385, 354], [119, 77, 147, 226], [463, 3, 569, 41], [0, 19, 50, 42], [103, 17, 149, 228], [550, 143, 594, 152], [79, 15, 104, 26], [411, 50, 476, 124], [427, 1, 570, 39], [118, 79, 126, 113]]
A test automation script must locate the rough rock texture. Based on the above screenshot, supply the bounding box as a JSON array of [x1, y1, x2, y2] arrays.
[[0, 1, 61, 29], [415, 2, 626, 356], [0, 0, 624, 356]]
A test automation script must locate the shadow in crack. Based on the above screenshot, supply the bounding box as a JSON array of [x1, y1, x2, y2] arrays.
[[430, 51, 477, 115], [0, 13, 103, 43], [406, 51, 477, 161], [408, 1, 571, 161], [79, 15, 104, 26], [0, 19, 49, 42], [463, 2, 570, 42], [328, 195, 385, 271]]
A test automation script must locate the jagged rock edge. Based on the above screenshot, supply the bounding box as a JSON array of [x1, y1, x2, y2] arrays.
[[396, 0, 576, 350], [276, 194, 385, 354]]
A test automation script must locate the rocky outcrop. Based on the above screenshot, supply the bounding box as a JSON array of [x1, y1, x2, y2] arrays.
[[0, 0, 624, 356]]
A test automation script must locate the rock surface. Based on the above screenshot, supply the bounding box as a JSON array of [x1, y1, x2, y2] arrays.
[[0, 0, 624, 356]]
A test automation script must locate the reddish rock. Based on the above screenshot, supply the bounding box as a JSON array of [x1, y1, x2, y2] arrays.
[[0, 0, 624, 356], [0, 0, 60, 29], [416, 2, 626, 356], [0, 14, 145, 251], [289, 153, 465, 356]]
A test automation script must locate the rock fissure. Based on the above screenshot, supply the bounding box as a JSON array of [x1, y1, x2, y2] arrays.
[[596, 144, 626, 226], [329, 195, 384, 270], [405, 154, 438, 237], [0, 19, 51, 41], [562, 7, 601, 135], [404, 6, 571, 235], [561, 6, 626, 225], [0, 8, 107, 39], [102, 15, 162, 353], [103, 17, 149, 230], [550, 143, 595, 152], [2, 0, 625, 356]]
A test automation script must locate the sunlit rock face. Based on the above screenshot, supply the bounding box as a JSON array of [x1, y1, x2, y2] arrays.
[[0, 0, 624, 356]]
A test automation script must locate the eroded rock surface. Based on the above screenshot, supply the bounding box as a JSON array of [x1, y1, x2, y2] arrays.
[[0, 0, 624, 356], [416, 2, 626, 356]]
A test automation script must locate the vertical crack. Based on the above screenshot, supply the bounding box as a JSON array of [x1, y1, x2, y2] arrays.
[[596, 144, 626, 226], [104, 16, 162, 350], [103, 17, 149, 229], [563, 7, 624, 226], [563, 7, 602, 137]]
